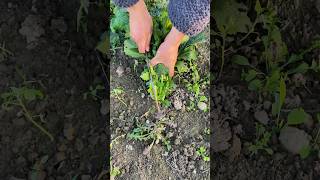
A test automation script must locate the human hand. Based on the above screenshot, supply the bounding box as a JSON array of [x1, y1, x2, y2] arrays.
[[150, 27, 186, 77], [127, 0, 152, 53]]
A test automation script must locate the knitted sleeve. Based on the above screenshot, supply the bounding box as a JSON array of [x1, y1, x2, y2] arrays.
[[112, 0, 139, 8], [168, 0, 210, 36]]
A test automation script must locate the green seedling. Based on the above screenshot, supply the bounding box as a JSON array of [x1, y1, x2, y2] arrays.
[[1, 87, 54, 141], [204, 128, 210, 135], [128, 118, 169, 154], [140, 63, 175, 111], [248, 123, 273, 155], [111, 87, 127, 107], [0, 42, 13, 62], [196, 146, 210, 162], [83, 84, 105, 100], [110, 157, 121, 180]]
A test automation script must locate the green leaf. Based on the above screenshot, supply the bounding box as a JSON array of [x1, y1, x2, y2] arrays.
[[248, 79, 262, 91], [140, 70, 150, 81], [175, 61, 189, 74], [213, 0, 252, 35], [255, 0, 263, 14], [155, 64, 169, 76], [245, 70, 257, 82], [203, 156, 210, 162], [199, 96, 208, 102], [288, 62, 309, 74], [96, 32, 109, 54], [123, 39, 145, 58], [287, 108, 308, 125], [232, 55, 250, 66], [299, 145, 311, 159]]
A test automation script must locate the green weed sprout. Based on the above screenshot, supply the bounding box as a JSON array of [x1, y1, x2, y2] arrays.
[[1, 87, 54, 141], [111, 87, 127, 107], [196, 146, 210, 162], [83, 84, 105, 100]]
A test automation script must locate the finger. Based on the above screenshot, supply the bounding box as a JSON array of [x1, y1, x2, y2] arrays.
[[169, 67, 175, 77], [146, 32, 152, 52], [138, 42, 146, 53], [150, 57, 160, 67]]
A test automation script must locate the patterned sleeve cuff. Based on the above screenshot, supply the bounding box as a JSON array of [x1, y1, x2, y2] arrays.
[[112, 0, 139, 8], [168, 0, 210, 36]]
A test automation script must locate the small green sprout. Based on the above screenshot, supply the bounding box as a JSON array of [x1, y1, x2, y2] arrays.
[[196, 146, 210, 162]]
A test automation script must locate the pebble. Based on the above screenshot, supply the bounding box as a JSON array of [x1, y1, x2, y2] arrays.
[[254, 110, 269, 125], [197, 102, 207, 111], [116, 66, 124, 77], [263, 101, 272, 110], [173, 98, 183, 110], [279, 127, 310, 154], [126, 145, 133, 151]]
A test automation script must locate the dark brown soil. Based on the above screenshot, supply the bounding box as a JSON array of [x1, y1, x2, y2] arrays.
[[0, 0, 107, 179]]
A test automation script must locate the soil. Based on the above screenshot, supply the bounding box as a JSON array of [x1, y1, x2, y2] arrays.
[[212, 1, 320, 179], [0, 0, 107, 179], [110, 29, 210, 179]]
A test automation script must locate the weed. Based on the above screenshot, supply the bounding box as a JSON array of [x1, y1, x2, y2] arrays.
[[128, 118, 169, 154], [83, 84, 105, 100], [196, 146, 210, 162], [110, 87, 127, 107], [1, 86, 54, 141], [0, 42, 13, 62], [247, 123, 273, 155]]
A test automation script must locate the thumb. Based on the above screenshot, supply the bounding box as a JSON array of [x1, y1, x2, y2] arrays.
[[169, 67, 174, 77], [150, 57, 160, 67]]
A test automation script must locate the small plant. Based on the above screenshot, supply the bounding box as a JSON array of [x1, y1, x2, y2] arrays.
[[128, 118, 169, 155], [196, 146, 210, 162], [1, 86, 54, 141], [110, 87, 127, 107], [77, 0, 89, 32], [140, 63, 176, 109], [248, 123, 273, 155], [0, 41, 13, 62], [83, 84, 105, 100], [110, 156, 121, 180]]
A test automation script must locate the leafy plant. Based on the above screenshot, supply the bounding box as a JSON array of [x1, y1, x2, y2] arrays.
[[248, 123, 273, 155], [287, 108, 308, 125], [128, 118, 169, 154], [1, 87, 54, 141], [83, 84, 105, 100], [196, 146, 210, 162], [110, 87, 127, 107]]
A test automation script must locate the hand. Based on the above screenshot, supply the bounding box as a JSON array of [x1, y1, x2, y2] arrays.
[[127, 0, 152, 53], [150, 27, 186, 77]]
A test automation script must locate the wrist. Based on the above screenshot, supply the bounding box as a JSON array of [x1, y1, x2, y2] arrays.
[[164, 27, 186, 48], [127, 0, 147, 14]]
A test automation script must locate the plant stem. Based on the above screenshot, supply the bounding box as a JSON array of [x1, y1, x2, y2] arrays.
[[18, 98, 54, 141], [217, 35, 226, 79]]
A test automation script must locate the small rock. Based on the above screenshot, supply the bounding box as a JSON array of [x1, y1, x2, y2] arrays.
[[12, 118, 26, 126], [173, 98, 183, 110], [254, 110, 269, 125], [174, 138, 181, 145], [141, 93, 145, 98], [81, 175, 91, 180], [243, 100, 251, 111], [116, 66, 124, 77], [279, 127, 310, 154], [126, 145, 133, 151], [197, 102, 207, 111], [19, 15, 45, 44], [263, 101, 272, 110], [63, 124, 75, 141]]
